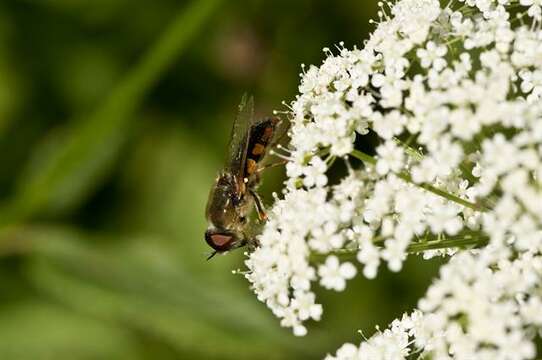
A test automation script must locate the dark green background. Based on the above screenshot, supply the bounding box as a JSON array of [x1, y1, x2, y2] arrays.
[[0, 1, 439, 358]]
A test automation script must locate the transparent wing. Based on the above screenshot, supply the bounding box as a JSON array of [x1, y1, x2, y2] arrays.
[[226, 94, 254, 179]]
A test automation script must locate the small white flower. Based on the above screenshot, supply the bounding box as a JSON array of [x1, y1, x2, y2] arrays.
[[302, 157, 328, 188], [318, 256, 357, 291], [417, 41, 448, 71], [376, 141, 405, 175], [520, 0, 542, 19], [382, 238, 408, 272], [519, 69, 542, 97], [427, 203, 463, 235], [357, 237, 381, 279], [291, 291, 323, 321], [326, 343, 359, 360], [372, 111, 407, 140]]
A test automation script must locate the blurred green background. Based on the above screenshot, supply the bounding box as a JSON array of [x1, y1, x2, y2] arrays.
[[0, 0, 440, 359]]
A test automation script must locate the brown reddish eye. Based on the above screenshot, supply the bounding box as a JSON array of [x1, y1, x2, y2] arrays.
[[211, 234, 231, 246], [205, 230, 236, 251]]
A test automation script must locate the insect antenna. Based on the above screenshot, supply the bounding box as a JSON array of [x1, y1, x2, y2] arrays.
[[206, 251, 218, 260]]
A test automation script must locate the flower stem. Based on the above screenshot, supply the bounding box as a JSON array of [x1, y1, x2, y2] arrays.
[[350, 149, 376, 165], [310, 232, 489, 262], [396, 172, 482, 210], [407, 234, 489, 252], [350, 149, 486, 211], [393, 137, 477, 184]]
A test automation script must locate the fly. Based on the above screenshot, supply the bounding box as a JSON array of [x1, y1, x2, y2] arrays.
[[204, 95, 281, 259]]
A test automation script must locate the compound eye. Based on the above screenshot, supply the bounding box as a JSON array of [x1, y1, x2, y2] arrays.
[[205, 231, 236, 251], [211, 234, 232, 247]]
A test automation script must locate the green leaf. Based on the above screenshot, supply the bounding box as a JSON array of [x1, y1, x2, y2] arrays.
[[0, 301, 140, 360], [1, 226, 311, 359], [0, 0, 223, 226]]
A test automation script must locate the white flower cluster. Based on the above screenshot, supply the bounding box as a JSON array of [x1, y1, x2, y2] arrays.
[[245, 173, 367, 335], [245, 0, 542, 357], [327, 246, 542, 360]]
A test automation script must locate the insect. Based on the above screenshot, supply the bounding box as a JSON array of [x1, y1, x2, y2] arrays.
[[205, 95, 282, 259]]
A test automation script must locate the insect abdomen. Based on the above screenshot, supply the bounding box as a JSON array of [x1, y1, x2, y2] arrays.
[[245, 117, 279, 176]]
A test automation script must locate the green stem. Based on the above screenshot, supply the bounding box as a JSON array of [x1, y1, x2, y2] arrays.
[[351, 149, 376, 165], [393, 137, 477, 184], [393, 137, 423, 161], [407, 235, 488, 252], [310, 232, 489, 262], [350, 149, 486, 211], [397, 172, 482, 210]]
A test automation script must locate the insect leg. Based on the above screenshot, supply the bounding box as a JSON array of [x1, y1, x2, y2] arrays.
[[256, 159, 288, 173], [249, 188, 268, 222], [247, 237, 260, 251]]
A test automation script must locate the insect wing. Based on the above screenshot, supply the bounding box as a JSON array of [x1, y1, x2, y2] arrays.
[[226, 94, 255, 180]]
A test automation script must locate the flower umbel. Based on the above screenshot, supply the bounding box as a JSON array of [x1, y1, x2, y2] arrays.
[[245, 0, 542, 359]]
